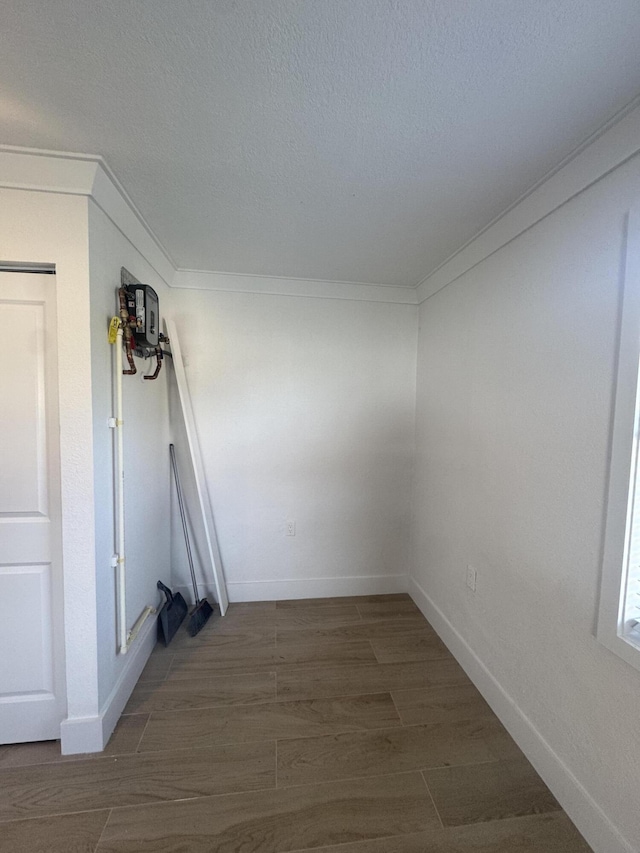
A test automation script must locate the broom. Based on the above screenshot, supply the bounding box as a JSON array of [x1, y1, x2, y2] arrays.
[[169, 443, 214, 636]]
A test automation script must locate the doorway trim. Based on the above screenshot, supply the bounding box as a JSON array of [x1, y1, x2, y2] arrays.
[[0, 190, 100, 752]]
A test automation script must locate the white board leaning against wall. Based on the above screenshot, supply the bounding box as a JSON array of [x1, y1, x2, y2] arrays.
[[166, 319, 228, 614]]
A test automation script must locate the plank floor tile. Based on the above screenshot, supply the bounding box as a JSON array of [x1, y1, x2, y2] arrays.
[[138, 652, 173, 682], [274, 638, 378, 670], [479, 718, 527, 761], [170, 628, 276, 658], [1, 595, 592, 852], [424, 757, 561, 826], [166, 637, 379, 678], [277, 658, 471, 701], [391, 684, 496, 725], [356, 601, 421, 619], [138, 693, 401, 751], [124, 672, 276, 714], [308, 812, 592, 853], [153, 624, 275, 653], [190, 610, 277, 634], [277, 720, 501, 786], [300, 834, 433, 853], [97, 771, 439, 853], [276, 594, 412, 609], [275, 604, 364, 629], [427, 812, 592, 852], [168, 636, 277, 677], [276, 614, 431, 644], [0, 741, 275, 821], [0, 810, 110, 853], [0, 739, 91, 770], [101, 713, 150, 755], [371, 632, 451, 663]]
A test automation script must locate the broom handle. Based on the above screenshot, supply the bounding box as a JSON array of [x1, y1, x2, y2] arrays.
[[170, 444, 200, 605]]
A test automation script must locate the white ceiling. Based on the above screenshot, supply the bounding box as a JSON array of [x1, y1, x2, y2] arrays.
[[2, 1, 640, 286]]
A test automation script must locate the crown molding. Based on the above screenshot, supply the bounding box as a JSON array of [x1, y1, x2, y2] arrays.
[[0, 144, 102, 191], [0, 145, 417, 304], [173, 268, 418, 304], [0, 145, 176, 286], [4, 94, 640, 307], [416, 99, 640, 304], [89, 162, 176, 286]]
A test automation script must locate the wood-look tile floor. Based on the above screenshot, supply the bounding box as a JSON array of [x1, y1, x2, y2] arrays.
[[0, 594, 593, 852]]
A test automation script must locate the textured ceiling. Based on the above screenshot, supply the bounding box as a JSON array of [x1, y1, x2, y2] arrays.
[[2, 1, 640, 286]]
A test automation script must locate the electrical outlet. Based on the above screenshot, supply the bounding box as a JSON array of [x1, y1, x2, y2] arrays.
[[466, 565, 477, 592], [286, 520, 296, 537]]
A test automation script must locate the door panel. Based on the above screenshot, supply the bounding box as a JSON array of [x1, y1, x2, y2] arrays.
[[0, 301, 48, 515], [0, 272, 65, 743], [0, 565, 53, 693]]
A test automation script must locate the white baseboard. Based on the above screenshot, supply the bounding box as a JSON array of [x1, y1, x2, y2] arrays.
[[60, 614, 156, 755], [59, 714, 105, 755], [408, 577, 636, 853], [223, 574, 409, 603]]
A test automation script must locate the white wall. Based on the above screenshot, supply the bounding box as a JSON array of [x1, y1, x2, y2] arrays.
[[88, 200, 171, 709], [169, 289, 417, 601], [411, 153, 640, 852]]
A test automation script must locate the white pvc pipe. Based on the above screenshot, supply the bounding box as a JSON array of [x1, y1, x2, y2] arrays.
[[114, 325, 128, 654], [127, 605, 155, 646]]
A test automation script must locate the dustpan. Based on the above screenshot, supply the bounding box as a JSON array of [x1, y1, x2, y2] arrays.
[[156, 580, 188, 646]]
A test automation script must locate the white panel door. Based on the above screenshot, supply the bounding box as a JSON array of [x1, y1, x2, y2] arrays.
[[0, 272, 66, 743]]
